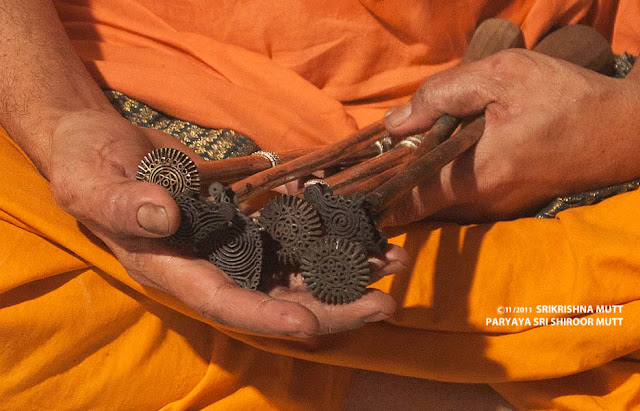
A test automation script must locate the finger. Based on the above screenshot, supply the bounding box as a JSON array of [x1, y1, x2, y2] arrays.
[[110, 238, 321, 337], [384, 53, 508, 136], [368, 244, 409, 283], [380, 176, 448, 226], [272, 286, 397, 334], [90, 180, 182, 238]]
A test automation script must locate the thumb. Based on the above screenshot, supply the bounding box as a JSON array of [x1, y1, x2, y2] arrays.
[[95, 179, 181, 237], [50, 113, 183, 238], [55, 172, 182, 238], [384, 59, 499, 136]]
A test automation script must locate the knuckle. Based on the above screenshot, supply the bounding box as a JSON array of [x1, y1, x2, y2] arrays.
[[488, 49, 532, 79], [412, 81, 433, 109]]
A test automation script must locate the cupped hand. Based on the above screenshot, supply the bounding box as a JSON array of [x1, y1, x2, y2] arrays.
[[49, 109, 408, 336], [383, 49, 640, 225]]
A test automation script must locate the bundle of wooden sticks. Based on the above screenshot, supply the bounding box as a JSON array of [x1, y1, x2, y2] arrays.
[[136, 20, 615, 304]]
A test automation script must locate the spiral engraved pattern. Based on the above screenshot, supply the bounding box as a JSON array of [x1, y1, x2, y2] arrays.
[[304, 183, 387, 255], [206, 213, 262, 290], [257, 195, 322, 266], [300, 236, 370, 304], [168, 193, 236, 246], [136, 148, 200, 197], [208, 182, 235, 204]]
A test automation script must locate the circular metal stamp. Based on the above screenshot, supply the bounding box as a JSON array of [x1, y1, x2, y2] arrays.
[[167, 193, 236, 246], [206, 213, 263, 290], [136, 148, 200, 197], [304, 183, 387, 255], [300, 236, 370, 305], [257, 195, 322, 267]]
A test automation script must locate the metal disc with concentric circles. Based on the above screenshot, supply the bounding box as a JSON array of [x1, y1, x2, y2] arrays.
[[300, 236, 370, 304], [257, 195, 322, 267], [206, 213, 263, 290], [167, 193, 236, 246], [136, 148, 200, 197]]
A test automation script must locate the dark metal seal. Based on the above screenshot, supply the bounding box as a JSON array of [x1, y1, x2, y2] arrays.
[[136, 148, 200, 197], [205, 213, 262, 290], [300, 236, 370, 304], [304, 183, 386, 255], [257, 195, 322, 266], [168, 193, 236, 246]]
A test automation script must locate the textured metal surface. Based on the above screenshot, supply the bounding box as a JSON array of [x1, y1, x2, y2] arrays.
[[208, 182, 235, 204], [257, 195, 322, 266], [304, 183, 387, 255], [136, 148, 200, 197], [300, 236, 370, 304], [396, 134, 425, 149], [614, 52, 636, 78], [168, 193, 235, 246], [205, 213, 263, 290]]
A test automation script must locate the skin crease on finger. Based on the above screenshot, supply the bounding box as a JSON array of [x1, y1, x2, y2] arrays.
[[383, 49, 640, 225]]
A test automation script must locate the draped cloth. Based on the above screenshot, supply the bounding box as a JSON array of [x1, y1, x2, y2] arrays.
[[2, 0, 640, 408]]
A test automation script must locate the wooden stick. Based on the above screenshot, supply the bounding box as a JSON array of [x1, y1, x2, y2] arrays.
[[336, 163, 406, 196], [199, 148, 312, 186], [231, 121, 386, 202], [199, 133, 392, 189], [368, 116, 486, 216]]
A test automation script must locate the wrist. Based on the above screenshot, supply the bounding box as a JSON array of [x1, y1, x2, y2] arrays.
[[3, 85, 116, 179]]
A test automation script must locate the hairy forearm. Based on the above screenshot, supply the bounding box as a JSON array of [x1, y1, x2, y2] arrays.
[[0, 0, 113, 176]]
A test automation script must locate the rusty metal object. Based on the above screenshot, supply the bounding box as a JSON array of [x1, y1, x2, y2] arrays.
[[168, 193, 236, 246], [304, 183, 386, 255], [300, 236, 370, 305], [257, 195, 322, 266], [205, 213, 263, 290], [136, 147, 200, 197]]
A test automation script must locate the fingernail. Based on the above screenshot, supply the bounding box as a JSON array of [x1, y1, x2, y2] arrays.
[[385, 104, 412, 127], [363, 312, 391, 323], [137, 203, 170, 235]]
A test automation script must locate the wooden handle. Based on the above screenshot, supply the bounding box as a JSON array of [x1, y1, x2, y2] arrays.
[[231, 121, 386, 202]]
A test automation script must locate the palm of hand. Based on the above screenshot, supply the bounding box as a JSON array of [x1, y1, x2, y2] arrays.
[[49, 110, 406, 336]]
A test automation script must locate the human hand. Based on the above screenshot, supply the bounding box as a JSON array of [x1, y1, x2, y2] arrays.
[[383, 49, 640, 225], [49, 109, 407, 336]]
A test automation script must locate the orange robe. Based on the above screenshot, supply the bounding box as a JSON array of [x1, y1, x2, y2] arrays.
[[1, 0, 639, 408]]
